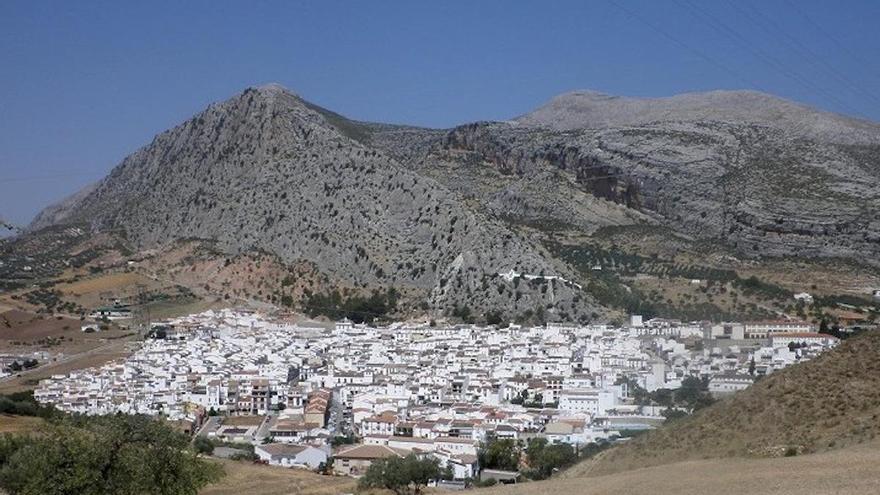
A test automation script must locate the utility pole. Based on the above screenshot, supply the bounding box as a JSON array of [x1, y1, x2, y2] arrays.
[[134, 284, 151, 338]]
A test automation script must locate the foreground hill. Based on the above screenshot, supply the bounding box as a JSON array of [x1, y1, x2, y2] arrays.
[[569, 331, 880, 477], [483, 441, 880, 495], [16, 85, 880, 320]]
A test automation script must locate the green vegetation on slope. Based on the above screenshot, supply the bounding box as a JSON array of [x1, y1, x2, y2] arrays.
[[301, 287, 399, 324], [547, 240, 794, 321]]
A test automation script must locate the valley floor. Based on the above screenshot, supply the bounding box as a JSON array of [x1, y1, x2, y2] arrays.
[[480, 442, 880, 495]]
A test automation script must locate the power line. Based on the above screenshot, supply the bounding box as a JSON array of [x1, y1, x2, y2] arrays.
[[741, 0, 880, 110], [605, 0, 766, 91], [675, 0, 868, 119], [782, 0, 880, 80]]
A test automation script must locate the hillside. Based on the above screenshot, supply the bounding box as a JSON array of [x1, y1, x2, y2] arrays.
[[482, 441, 880, 495], [18, 85, 605, 322], [567, 331, 880, 478], [11, 85, 880, 321]]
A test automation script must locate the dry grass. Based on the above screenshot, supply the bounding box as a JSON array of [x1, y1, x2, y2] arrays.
[[144, 297, 226, 320], [482, 441, 880, 495], [201, 459, 356, 495], [739, 258, 880, 297], [0, 310, 81, 341], [573, 331, 880, 477], [0, 415, 44, 434], [220, 416, 265, 427], [56, 272, 151, 296]]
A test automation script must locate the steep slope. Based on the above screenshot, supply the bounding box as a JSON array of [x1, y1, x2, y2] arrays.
[[29, 182, 98, 230], [23, 84, 601, 321], [569, 331, 880, 478], [394, 106, 880, 263]]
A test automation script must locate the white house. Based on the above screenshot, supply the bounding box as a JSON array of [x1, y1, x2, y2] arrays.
[[558, 388, 617, 416], [254, 443, 328, 469], [793, 292, 814, 304], [708, 373, 754, 396], [744, 320, 813, 339], [769, 332, 839, 348], [432, 450, 479, 480]]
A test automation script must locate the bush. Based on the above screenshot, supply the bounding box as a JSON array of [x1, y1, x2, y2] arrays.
[[524, 438, 576, 479], [193, 436, 214, 455]]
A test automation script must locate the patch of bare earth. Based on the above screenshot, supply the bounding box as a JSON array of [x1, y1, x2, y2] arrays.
[[200, 459, 356, 495]]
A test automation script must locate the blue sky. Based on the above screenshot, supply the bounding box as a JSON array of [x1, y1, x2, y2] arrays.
[[1, 0, 878, 226]]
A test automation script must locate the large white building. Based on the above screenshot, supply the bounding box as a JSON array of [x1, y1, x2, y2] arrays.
[[744, 320, 813, 339]]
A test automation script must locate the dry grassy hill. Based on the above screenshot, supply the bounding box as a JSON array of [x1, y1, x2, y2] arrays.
[[483, 440, 880, 495], [200, 459, 355, 495], [570, 331, 880, 478]]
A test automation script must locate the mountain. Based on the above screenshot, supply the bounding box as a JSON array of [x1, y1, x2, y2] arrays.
[[21, 84, 598, 321], [515, 89, 880, 144], [18, 85, 880, 320], [423, 90, 880, 263], [568, 331, 880, 477]]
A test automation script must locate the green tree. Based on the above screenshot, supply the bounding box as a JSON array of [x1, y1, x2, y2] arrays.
[[651, 388, 674, 408], [675, 376, 714, 411], [358, 454, 440, 495], [662, 408, 689, 422], [484, 311, 504, 326], [193, 437, 214, 455], [478, 438, 519, 471], [0, 415, 223, 495], [524, 438, 576, 479]]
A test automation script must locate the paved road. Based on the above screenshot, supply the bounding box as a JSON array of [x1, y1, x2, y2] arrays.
[[328, 388, 346, 436]]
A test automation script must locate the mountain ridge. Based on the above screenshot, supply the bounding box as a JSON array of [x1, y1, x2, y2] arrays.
[[20, 83, 880, 319], [515, 88, 880, 144]]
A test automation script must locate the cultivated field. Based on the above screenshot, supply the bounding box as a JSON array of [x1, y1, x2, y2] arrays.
[[201, 459, 357, 495]]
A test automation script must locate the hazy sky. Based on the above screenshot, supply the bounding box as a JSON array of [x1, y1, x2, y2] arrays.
[[1, 0, 878, 226]]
